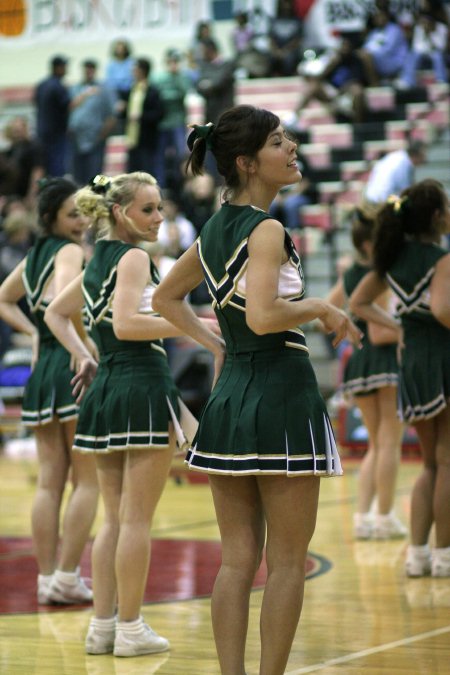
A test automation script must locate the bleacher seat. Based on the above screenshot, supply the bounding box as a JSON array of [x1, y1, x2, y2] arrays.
[[301, 204, 332, 230], [300, 143, 331, 169], [310, 123, 353, 147]]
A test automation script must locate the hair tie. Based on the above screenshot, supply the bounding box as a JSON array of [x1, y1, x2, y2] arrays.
[[387, 194, 408, 214], [90, 174, 111, 194], [187, 123, 215, 151]]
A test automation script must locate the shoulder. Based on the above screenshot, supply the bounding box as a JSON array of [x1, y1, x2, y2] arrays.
[[117, 246, 149, 269]]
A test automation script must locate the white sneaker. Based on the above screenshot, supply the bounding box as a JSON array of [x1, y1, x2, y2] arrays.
[[372, 512, 408, 540], [37, 574, 54, 605], [48, 567, 93, 604], [431, 547, 450, 578], [353, 512, 373, 540], [85, 617, 116, 655], [114, 617, 170, 657], [405, 545, 432, 577]]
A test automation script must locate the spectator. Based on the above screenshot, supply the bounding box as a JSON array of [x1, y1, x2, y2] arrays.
[[232, 10, 272, 78], [0, 116, 45, 209], [268, 0, 303, 76], [296, 34, 368, 123], [196, 38, 235, 125], [125, 58, 164, 183], [358, 7, 409, 85], [231, 11, 254, 56], [180, 169, 217, 234], [364, 140, 427, 203], [158, 193, 197, 259], [34, 55, 71, 176], [187, 20, 214, 76], [154, 49, 192, 189], [105, 38, 134, 131], [0, 210, 35, 283], [68, 60, 116, 185], [397, 11, 448, 87]]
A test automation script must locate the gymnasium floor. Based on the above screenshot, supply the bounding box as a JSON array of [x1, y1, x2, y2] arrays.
[[0, 451, 449, 675]]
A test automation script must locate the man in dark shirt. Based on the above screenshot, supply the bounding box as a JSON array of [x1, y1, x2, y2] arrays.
[[34, 55, 71, 177]]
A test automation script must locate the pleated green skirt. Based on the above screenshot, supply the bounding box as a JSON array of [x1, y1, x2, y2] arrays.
[[399, 322, 450, 422], [22, 341, 78, 427], [73, 347, 185, 453], [342, 339, 399, 398], [186, 348, 342, 476]]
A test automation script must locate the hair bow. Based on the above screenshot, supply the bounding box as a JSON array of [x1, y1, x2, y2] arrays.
[[90, 174, 111, 194], [387, 194, 408, 214], [187, 123, 215, 151]]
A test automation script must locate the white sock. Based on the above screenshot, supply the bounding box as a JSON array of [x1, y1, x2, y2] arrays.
[[91, 616, 116, 630]]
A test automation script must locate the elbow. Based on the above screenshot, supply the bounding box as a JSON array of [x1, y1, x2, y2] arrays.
[[246, 313, 271, 336], [43, 306, 53, 328], [113, 321, 129, 341], [152, 289, 163, 316]]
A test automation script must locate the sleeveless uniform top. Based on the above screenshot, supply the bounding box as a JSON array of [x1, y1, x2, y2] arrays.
[[341, 261, 398, 397], [21, 235, 79, 426], [385, 240, 450, 421], [186, 203, 342, 476], [73, 239, 189, 453]]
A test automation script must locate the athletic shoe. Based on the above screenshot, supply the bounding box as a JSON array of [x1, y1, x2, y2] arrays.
[[431, 547, 450, 578], [114, 617, 170, 657], [353, 512, 374, 540], [85, 617, 116, 655], [48, 567, 93, 604], [37, 574, 54, 605], [372, 512, 408, 540], [405, 545, 431, 577]]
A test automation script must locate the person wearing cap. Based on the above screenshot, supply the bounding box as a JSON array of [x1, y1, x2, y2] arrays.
[[34, 54, 71, 177], [154, 48, 192, 189], [68, 60, 116, 185]]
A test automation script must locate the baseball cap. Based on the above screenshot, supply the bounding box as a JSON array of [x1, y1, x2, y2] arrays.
[[166, 48, 182, 62], [83, 59, 97, 68]]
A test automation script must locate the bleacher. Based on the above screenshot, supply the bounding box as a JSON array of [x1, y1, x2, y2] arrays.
[[0, 73, 448, 398]]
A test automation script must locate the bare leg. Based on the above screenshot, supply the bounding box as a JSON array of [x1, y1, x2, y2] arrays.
[[258, 474, 320, 675], [208, 475, 266, 675], [57, 419, 99, 571], [116, 442, 173, 621], [92, 451, 123, 618], [32, 419, 70, 574], [354, 394, 378, 513], [374, 387, 404, 515], [411, 418, 437, 545], [433, 407, 450, 547]]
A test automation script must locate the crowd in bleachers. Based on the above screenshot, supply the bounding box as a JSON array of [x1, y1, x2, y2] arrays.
[[0, 0, 449, 358]]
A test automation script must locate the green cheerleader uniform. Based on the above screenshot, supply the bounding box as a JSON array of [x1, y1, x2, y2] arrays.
[[21, 236, 79, 427], [341, 262, 399, 397], [186, 203, 342, 476], [73, 239, 188, 453], [386, 240, 450, 422]]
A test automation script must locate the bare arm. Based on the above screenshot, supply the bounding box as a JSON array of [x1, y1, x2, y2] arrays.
[[0, 260, 36, 336], [112, 248, 185, 341], [245, 220, 362, 348], [152, 244, 225, 358], [430, 253, 450, 329], [44, 274, 97, 402], [349, 270, 401, 332]]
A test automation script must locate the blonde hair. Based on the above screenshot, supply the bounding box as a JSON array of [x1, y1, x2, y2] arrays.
[[75, 172, 158, 239]]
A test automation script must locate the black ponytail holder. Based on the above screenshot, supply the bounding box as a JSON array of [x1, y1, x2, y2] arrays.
[[90, 174, 111, 194], [187, 123, 215, 151]]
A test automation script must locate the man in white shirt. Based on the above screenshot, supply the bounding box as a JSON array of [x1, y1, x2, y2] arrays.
[[364, 140, 427, 203]]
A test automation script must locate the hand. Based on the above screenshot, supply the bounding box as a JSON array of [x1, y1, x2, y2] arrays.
[[322, 304, 363, 349], [71, 357, 98, 404], [200, 317, 222, 336]]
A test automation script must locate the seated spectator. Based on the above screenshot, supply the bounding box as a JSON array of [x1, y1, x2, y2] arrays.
[[0, 117, 45, 209], [296, 34, 368, 123], [158, 193, 196, 259], [105, 38, 134, 131], [364, 140, 427, 203], [397, 11, 448, 87], [231, 11, 254, 56], [186, 20, 214, 82], [269, 150, 317, 230], [268, 0, 303, 76], [358, 7, 409, 85], [180, 169, 218, 234]]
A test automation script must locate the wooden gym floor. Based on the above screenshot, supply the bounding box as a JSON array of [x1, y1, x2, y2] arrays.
[[0, 451, 449, 675]]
